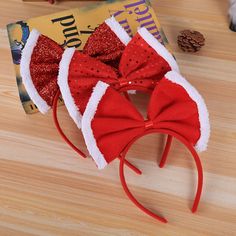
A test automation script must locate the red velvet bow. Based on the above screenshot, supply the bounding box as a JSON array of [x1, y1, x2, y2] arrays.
[[58, 27, 179, 128], [81, 71, 209, 169]]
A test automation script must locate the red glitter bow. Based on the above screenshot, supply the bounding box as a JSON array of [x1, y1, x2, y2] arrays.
[[20, 17, 130, 114], [58, 27, 179, 128]]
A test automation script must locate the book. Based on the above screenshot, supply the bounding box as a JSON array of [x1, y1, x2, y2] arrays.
[[7, 0, 173, 114]]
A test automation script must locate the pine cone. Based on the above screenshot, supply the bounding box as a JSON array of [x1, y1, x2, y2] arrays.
[[177, 30, 205, 52]]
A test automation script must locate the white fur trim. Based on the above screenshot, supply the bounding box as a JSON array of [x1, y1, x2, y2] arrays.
[[57, 47, 82, 129], [138, 27, 180, 73], [81, 81, 109, 169], [105, 16, 131, 45], [20, 29, 50, 114], [165, 71, 210, 152]]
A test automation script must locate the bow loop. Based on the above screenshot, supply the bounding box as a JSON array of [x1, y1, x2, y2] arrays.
[[119, 28, 179, 86], [83, 16, 131, 68]]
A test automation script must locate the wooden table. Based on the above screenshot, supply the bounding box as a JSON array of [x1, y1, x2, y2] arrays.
[[1, 0, 236, 235]]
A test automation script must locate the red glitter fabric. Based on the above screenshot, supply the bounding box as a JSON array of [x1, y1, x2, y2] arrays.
[[26, 20, 127, 110], [83, 22, 126, 69], [30, 35, 63, 106], [67, 32, 172, 115]]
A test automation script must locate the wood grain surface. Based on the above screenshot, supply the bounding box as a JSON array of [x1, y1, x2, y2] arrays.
[[1, 0, 236, 235]]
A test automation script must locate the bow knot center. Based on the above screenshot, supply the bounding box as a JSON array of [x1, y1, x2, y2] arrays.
[[118, 77, 129, 87], [144, 120, 154, 129]]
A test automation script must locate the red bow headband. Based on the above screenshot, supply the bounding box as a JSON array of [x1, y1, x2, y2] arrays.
[[58, 27, 179, 128], [81, 71, 209, 168], [20, 16, 131, 114], [80, 71, 210, 222]]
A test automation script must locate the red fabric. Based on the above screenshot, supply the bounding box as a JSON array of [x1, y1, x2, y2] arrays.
[[91, 77, 201, 164], [30, 35, 64, 106], [119, 33, 171, 82], [68, 52, 117, 114], [68, 32, 172, 115], [83, 22, 126, 69], [28, 20, 127, 108]]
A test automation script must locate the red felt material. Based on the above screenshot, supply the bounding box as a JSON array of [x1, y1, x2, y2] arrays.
[[91, 77, 200, 165]]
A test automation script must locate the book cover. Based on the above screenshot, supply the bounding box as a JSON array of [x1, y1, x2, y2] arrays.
[[7, 0, 173, 114]]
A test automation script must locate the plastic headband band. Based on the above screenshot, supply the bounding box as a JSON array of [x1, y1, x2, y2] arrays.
[[119, 128, 203, 223]]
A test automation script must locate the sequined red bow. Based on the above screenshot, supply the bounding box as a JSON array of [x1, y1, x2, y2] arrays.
[[58, 27, 179, 128]]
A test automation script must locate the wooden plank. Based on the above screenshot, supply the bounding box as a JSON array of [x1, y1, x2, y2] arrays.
[[0, 0, 236, 235]]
